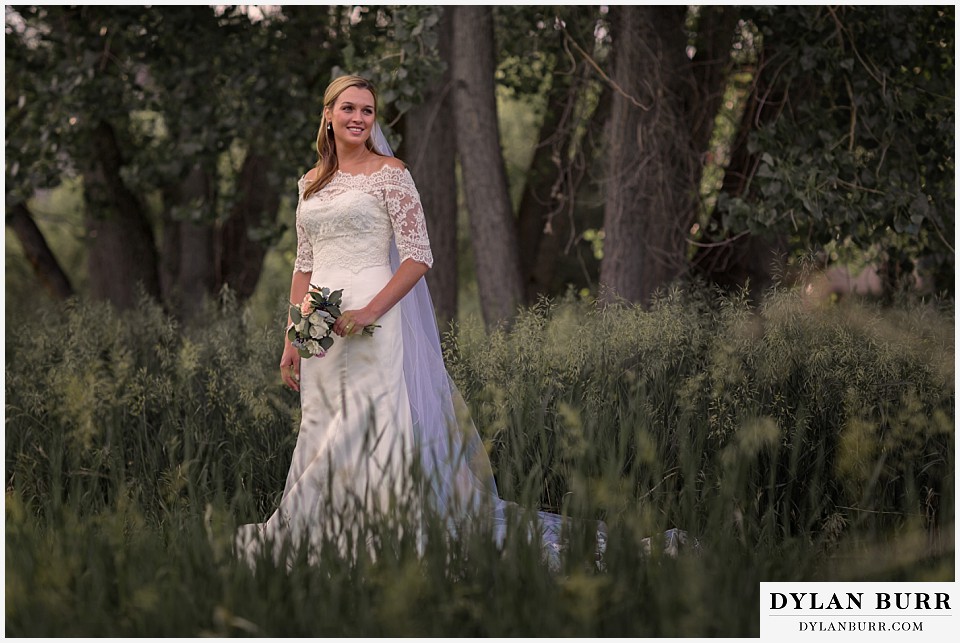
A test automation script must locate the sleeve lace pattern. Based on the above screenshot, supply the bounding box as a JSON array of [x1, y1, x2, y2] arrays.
[[293, 177, 314, 273], [383, 169, 434, 268]]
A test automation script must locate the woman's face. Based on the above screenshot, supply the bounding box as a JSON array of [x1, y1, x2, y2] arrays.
[[325, 86, 376, 148]]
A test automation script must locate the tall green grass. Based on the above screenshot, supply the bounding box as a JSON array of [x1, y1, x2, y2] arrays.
[[5, 288, 954, 636]]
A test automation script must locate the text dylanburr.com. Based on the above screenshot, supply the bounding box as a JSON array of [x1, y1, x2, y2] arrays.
[[760, 582, 954, 639]]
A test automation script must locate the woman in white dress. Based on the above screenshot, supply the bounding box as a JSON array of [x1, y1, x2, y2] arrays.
[[236, 75, 683, 569]]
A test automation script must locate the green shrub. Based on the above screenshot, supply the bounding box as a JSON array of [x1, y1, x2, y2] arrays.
[[4, 288, 954, 636], [5, 294, 298, 520], [449, 289, 953, 544]]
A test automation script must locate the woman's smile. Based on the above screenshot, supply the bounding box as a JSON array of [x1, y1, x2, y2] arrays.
[[327, 86, 376, 147]]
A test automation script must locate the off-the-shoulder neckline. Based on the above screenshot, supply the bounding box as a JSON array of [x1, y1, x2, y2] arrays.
[[299, 164, 407, 184]]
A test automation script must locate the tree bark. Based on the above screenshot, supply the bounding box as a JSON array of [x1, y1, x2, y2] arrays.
[[158, 197, 181, 305], [5, 201, 74, 299], [450, 5, 523, 327], [686, 6, 740, 157], [599, 6, 699, 305], [517, 75, 573, 303], [404, 7, 458, 331], [157, 164, 216, 321], [530, 79, 612, 300], [218, 152, 279, 302], [82, 120, 162, 309], [695, 28, 788, 298]]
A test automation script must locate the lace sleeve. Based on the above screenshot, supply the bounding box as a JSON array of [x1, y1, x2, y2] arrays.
[[383, 169, 434, 268], [293, 178, 313, 273]]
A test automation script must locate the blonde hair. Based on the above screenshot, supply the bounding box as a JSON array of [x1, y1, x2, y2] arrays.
[[303, 75, 383, 200]]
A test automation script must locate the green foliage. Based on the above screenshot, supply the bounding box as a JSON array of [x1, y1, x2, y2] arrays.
[[6, 5, 330, 206], [6, 290, 953, 636], [448, 288, 953, 541], [4, 4, 446, 200], [331, 5, 445, 147], [5, 294, 297, 520], [494, 6, 607, 95], [717, 6, 954, 293]]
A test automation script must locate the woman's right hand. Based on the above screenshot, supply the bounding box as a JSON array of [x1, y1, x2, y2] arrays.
[[280, 343, 302, 392]]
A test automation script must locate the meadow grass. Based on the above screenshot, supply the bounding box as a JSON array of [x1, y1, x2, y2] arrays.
[[5, 287, 954, 636]]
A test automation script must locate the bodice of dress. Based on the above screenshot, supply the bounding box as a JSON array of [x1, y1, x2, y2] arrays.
[[294, 165, 433, 273]]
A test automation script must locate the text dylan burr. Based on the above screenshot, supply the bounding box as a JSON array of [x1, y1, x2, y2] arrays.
[[770, 592, 951, 611]]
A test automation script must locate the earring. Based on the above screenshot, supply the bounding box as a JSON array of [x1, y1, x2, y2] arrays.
[[327, 123, 332, 132]]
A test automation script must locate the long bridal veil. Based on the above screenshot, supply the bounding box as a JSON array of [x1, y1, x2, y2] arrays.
[[377, 124, 596, 566], [389, 239, 601, 569]]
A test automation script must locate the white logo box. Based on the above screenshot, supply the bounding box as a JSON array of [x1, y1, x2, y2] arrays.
[[760, 582, 955, 640]]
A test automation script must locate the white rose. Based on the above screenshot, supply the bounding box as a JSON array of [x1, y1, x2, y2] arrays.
[[294, 319, 307, 333], [309, 324, 325, 339], [309, 311, 323, 325]]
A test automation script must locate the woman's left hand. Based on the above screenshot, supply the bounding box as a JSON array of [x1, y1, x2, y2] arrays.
[[334, 307, 379, 337]]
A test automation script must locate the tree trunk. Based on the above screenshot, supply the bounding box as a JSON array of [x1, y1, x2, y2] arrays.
[[450, 5, 523, 327], [404, 7, 458, 331], [158, 198, 181, 305], [82, 120, 161, 309], [518, 62, 611, 302], [517, 74, 573, 303], [166, 164, 216, 321], [599, 6, 698, 305], [218, 152, 279, 301], [686, 6, 740, 156], [529, 79, 612, 300], [5, 201, 74, 299], [694, 25, 789, 298]]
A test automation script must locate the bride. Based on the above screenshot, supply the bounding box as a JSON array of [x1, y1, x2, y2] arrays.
[[236, 75, 684, 570]]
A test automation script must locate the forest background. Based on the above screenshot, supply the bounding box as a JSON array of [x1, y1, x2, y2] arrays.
[[4, 4, 955, 638], [6, 5, 954, 325]]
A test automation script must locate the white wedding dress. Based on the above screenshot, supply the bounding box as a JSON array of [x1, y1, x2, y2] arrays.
[[236, 164, 685, 570]]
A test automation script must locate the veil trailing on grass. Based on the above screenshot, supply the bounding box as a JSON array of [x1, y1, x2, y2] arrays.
[[376, 123, 500, 528], [375, 122, 596, 568], [357, 120, 690, 568]]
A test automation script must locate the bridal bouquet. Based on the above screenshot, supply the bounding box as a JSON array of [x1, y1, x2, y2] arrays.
[[287, 285, 379, 358]]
